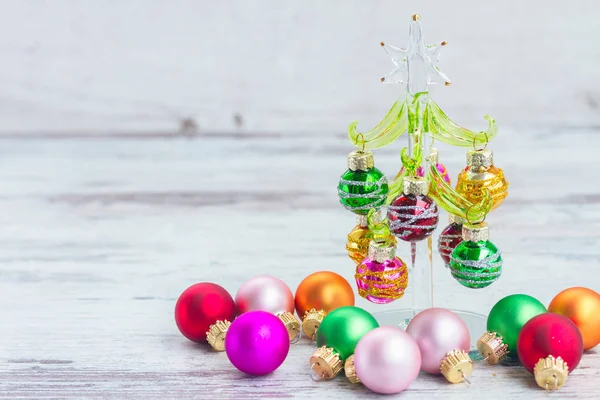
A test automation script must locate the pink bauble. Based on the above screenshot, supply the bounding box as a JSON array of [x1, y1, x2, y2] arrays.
[[406, 308, 470, 374], [354, 326, 421, 394], [225, 310, 290, 375], [235, 275, 294, 315], [355, 256, 408, 304]]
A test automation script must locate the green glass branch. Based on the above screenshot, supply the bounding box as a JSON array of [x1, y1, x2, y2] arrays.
[[425, 157, 492, 222], [348, 100, 408, 150]]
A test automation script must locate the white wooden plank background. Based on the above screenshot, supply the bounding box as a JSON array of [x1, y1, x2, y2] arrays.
[[0, 0, 599, 134], [0, 128, 599, 399]]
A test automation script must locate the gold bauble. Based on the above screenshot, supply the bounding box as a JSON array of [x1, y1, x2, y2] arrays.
[[455, 149, 508, 210], [346, 224, 372, 264]]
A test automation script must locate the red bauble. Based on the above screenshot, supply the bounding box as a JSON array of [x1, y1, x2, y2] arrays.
[[387, 194, 439, 242], [175, 282, 237, 342], [437, 222, 463, 265], [517, 313, 583, 373]]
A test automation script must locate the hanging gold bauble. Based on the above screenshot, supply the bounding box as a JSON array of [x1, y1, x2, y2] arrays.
[[455, 149, 508, 210]]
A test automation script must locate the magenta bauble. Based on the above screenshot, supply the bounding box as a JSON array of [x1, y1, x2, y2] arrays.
[[355, 256, 408, 304], [224, 310, 290, 375]]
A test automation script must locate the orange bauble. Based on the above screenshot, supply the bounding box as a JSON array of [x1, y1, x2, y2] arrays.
[[548, 287, 600, 350], [294, 271, 355, 338]]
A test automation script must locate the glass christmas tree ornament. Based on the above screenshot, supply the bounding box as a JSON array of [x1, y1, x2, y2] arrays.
[[355, 240, 408, 304], [455, 149, 508, 211], [338, 150, 389, 215], [388, 177, 439, 242], [449, 222, 503, 289], [437, 214, 464, 266]]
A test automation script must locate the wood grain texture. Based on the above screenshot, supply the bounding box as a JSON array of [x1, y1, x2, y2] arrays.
[[1, 130, 599, 399], [0, 0, 599, 134]]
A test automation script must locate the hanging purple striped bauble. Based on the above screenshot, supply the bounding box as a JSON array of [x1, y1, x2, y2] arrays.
[[437, 215, 464, 266], [387, 194, 439, 242]]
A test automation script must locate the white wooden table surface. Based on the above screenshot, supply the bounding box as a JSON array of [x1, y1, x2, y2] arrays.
[[1, 129, 599, 399]]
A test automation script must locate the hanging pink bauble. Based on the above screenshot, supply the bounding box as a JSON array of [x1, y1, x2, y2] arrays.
[[406, 308, 470, 375], [354, 326, 421, 394]]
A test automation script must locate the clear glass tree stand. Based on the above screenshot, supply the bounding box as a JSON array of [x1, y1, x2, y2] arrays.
[[357, 14, 489, 356]]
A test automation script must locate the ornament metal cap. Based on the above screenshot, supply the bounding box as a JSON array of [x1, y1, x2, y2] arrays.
[[429, 147, 439, 164], [301, 308, 326, 339], [402, 176, 430, 196], [462, 222, 489, 243], [367, 240, 396, 263], [440, 350, 474, 384], [277, 311, 301, 342], [344, 355, 361, 384], [206, 320, 231, 352], [448, 213, 465, 225], [466, 149, 493, 171], [309, 346, 343, 380], [534, 355, 569, 390], [347, 151, 375, 171], [356, 214, 368, 228], [477, 331, 509, 364]]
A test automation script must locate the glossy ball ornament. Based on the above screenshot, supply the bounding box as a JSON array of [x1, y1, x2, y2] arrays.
[[225, 310, 290, 376], [355, 241, 408, 304], [310, 306, 379, 380], [235, 275, 299, 341], [387, 177, 439, 242], [353, 327, 421, 394], [449, 223, 502, 288], [549, 287, 600, 350], [294, 271, 355, 338], [437, 215, 464, 266], [478, 294, 546, 363], [346, 214, 372, 264], [338, 151, 389, 215], [517, 313, 583, 390], [406, 308, 471, 382], [455, 149, 508, 211], [174, 282, 236, 350]]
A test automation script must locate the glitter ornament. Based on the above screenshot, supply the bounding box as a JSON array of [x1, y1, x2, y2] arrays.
[[338, 150, 389, 215], [235, 275, 300, 342], [355, 240, 408, 304], [449, 222, 502, 288], [477, 294, 546, 363], [225, 310, 290, 376], [310, 306, 379, 380], [549, 287, 600, 350], [437, 214, 464, 266], [174, 282, 236, 351], [406, 308, 472, 383], [387, 176, 439, 242], [353, 327, 421, 394], [517, 313, 584, 390], [455, 148, 508, 211], [294, 271, 355, 339]]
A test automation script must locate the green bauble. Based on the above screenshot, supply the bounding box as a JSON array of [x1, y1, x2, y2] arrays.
[[316, 306, 379, 360], [449, 240, 502, 288], [337, 168, 389, 215], [487, 294, 546, 355]]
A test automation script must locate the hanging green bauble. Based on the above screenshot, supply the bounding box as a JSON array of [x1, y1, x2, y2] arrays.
[[477, 294, 547, 364], [449, 222, 502, 289], [309, 306, 379, 380], [338, 151, 389, 215]]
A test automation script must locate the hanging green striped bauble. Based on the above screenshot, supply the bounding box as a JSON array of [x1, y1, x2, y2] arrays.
[[337, 151, 389, 215], [449, 222, 502, 289]]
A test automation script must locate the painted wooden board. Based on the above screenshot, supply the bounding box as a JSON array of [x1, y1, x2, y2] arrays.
[[0, 0, 599, 134], [0, 129, 599, 398]]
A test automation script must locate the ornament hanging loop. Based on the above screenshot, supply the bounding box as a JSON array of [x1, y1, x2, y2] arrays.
[[465, 203, 486, 226], [310, 363, 325, 382], [472, 131, 489, 151]]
